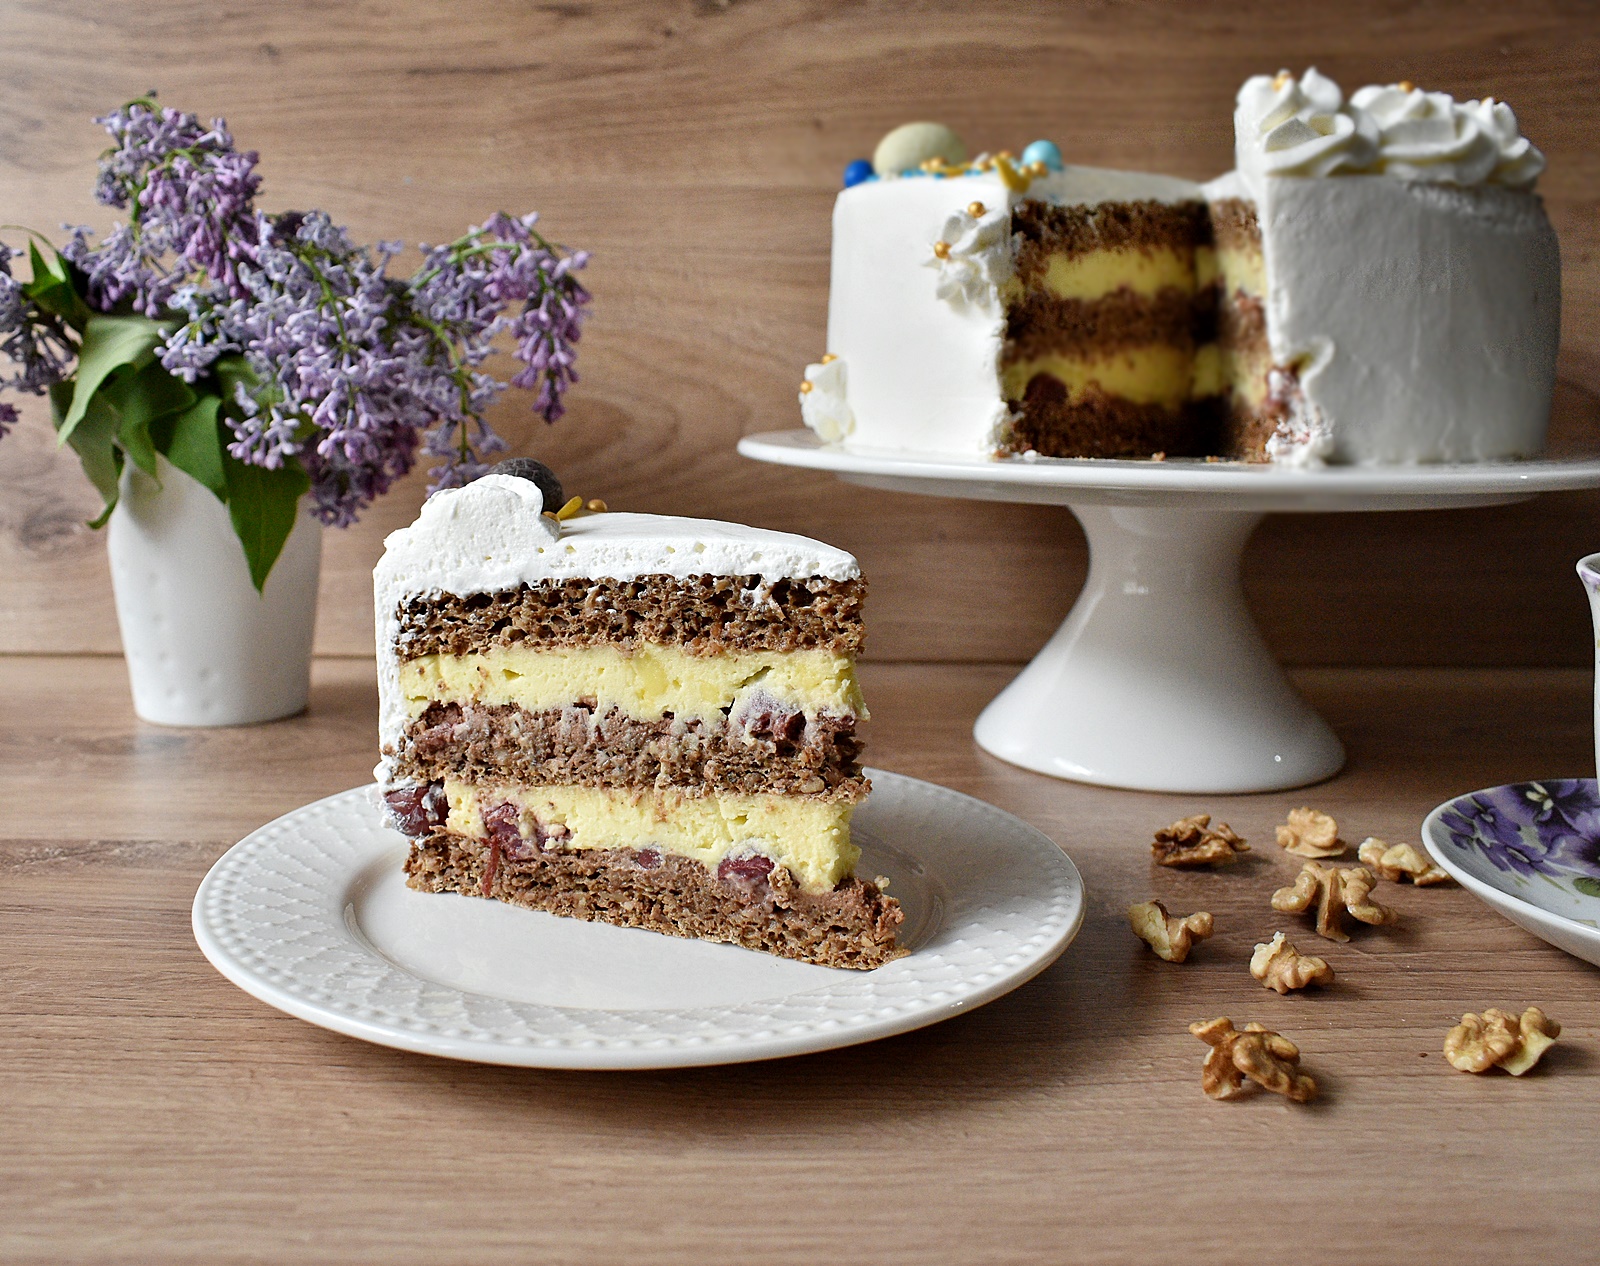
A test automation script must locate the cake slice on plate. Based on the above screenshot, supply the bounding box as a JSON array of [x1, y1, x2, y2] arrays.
[[373, 466, 903, 969]]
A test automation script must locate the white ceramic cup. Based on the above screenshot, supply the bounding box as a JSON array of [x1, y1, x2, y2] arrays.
[[1578, 552, 1600, 778]]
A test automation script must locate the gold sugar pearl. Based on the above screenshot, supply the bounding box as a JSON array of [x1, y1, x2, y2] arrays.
[[919, 157, 944, 172], [967, 201, 986, 217], [1028, 161, 1048, 177], [932, 240, 952, 260], [799, 380, 814, 393], [1273, 70, 1292, 89], [555, 495, 584, 521], [585, 498, 607, 512], [820, 352, 838, 364], [1399, 80, 1415, 92]]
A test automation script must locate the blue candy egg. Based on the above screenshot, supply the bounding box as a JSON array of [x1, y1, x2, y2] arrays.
[[843, 159, 874, 188], [1020, 139, 1064, 171]]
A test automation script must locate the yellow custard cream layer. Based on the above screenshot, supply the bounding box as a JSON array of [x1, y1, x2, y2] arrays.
[[400, 644, 865, 725], [1211, 244, 1265, 299], [1002, 345, 1198, 408], [444, 779, 858, 892], [1040, 246, 1196, 301]]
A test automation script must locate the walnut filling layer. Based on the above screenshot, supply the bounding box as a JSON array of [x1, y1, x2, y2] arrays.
[[443, 778, 859, 893], [394, 700, 865, 800], [394, 574, 866, 661], [404, 834, 904, 970], [399, 643, 865, 730]]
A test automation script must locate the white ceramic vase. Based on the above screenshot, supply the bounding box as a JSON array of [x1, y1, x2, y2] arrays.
[[107, 456, 322, 726]]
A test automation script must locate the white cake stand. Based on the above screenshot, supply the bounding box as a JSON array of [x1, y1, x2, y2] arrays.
[[739, 429, 1600, 794]]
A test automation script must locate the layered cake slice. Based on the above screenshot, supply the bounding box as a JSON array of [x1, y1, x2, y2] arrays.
[[374, 468, 904, 969]]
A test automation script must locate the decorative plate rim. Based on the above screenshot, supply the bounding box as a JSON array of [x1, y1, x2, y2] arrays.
[[1421, 779, 1600, 941], [192, 770, 1086, 1070]]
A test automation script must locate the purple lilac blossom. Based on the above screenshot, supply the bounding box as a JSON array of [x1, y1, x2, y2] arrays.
[[0, 242, 75, 419], [7, 98, 590, 527]]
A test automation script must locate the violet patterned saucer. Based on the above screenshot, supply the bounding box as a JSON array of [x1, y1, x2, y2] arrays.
[[1422, 779, 1600, 968]]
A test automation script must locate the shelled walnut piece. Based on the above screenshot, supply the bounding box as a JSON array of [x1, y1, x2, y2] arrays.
[[1358, 837, 1452, 886], [1189, 1017, 1319, 1103], [1275, 807, 1346, 858], [1151, 815, 1249, 867], [1250, 932, 1334, 993], [1445, 1007, 1561, 1075], [1271, 861, 1398, 943], [1128, 900, 1214, 963]]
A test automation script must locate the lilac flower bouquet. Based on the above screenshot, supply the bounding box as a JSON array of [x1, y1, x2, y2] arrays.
[[0, 96, 589, 588]]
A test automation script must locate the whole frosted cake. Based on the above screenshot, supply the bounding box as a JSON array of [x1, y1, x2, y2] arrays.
[[374, 469, 904, 969], [801, 70, 1560, 466]]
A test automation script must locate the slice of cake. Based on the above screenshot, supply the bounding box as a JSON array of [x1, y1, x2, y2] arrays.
[[802, 74, 1558, 465], [373, 468, 904, 970]]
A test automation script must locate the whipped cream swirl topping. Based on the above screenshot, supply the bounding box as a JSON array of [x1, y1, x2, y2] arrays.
[[1236, 69, 1544, 189]]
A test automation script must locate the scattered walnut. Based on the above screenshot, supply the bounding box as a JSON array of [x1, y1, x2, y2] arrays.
[[1250, 931, 1335, 993], [1445, 1007, 1561, 1075], [1275, 807, 1346, 858], [1151, 814, 1249, 867], [1128, 899, 1214, 963], [1190, 1017, 1319, 1102], [1271, 861, 1398, 943], [1357, 837, 1452, 886]]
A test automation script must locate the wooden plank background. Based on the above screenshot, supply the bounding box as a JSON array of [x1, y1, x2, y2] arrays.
[[2, 0, 1598, 667]]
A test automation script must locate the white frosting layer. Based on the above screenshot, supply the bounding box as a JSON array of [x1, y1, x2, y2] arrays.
[[817, 165, 1201, 457], [1236, 69, 1544, 189], [373, 475, 860, 781]]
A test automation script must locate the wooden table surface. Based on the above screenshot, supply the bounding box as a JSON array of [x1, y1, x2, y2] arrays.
[[6, 654, 1598, 1264]]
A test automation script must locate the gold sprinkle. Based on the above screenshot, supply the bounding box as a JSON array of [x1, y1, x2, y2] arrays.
[[820, 352, 838, 364], [994, 155, 1031, 193], [1399, 80, 1415, 92], [1150, 451, 1167, 462], [799, 380, 814, 393], [919, 157, 944, 172], [1273, 70, 1292, 89], [1027, 160, 1048, 178], [967, 201, 986, 217], [585, 498, 607, 512], [555, 495, 583, 520], [932, 240, 952, 260]]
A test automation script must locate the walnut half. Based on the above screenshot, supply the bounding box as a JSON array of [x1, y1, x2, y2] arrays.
[[1445, 1007, 1561, 1075], [1250, 931, 1335, 993], [1152, 814, 1249, 867], [1271, 861, 1398, 943], [1275, 807, 1346, 858], [1128, 899, 1214, 963], [1357, 837, 1452, 886], [1190, 1017, 1319, 1103]]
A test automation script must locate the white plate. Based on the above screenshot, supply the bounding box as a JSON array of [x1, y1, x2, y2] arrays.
[[1422, 779, 1600, 968], [192, 770, 1084, 1069]]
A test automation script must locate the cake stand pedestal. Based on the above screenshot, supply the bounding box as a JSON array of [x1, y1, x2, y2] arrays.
[[738, 430, 1600, 793]]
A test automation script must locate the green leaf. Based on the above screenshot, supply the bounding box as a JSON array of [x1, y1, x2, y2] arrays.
[[157, 393, 227, 500], [221, 451, 310, 592], [22, 241, 91, 331], [53, 380, 124, 528], [1575, 877, 1600, 899], [55, 312, 167, 445], [109, 361, 197, 480]]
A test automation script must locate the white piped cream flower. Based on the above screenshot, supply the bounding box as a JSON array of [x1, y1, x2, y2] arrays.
[[925, 205, 1014, 311], [798, 357, 854, 443]]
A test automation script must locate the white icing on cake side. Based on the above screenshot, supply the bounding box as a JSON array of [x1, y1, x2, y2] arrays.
[[373, 475, 861, 782]]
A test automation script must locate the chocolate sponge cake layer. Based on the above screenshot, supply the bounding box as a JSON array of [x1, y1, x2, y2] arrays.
[[405, 834, 906, 970], [1005, 285, 1219, 361], [1011, 199, 1213, 272], [1003, 378, 1227, 459], [394, 700, 867, 801], [1207, 197, 1262, 254], [394, 574, 866, 660]]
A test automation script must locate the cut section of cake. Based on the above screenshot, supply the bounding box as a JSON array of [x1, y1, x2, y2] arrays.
[[374, 470, 904, 970], [802, 76, 1558, 466]]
